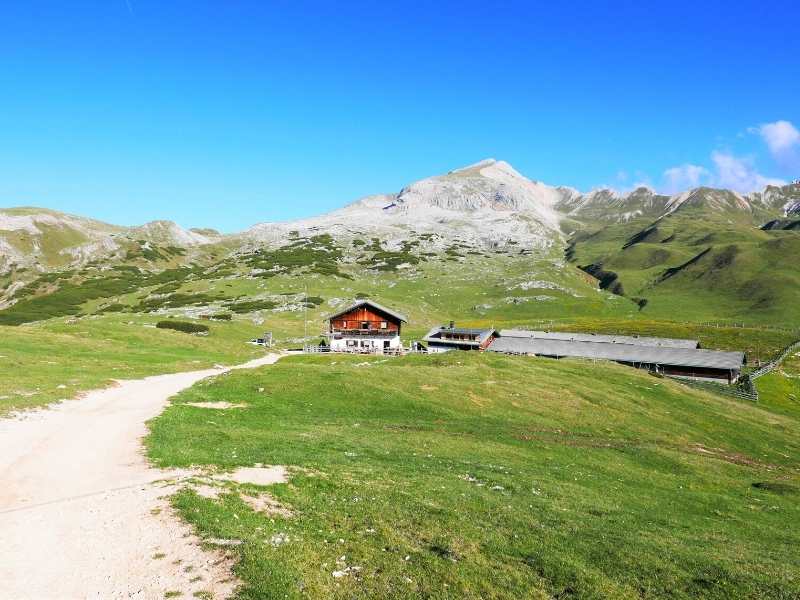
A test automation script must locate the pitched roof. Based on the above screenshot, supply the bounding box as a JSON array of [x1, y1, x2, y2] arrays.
[[488, 337, 743, 370], [423, 325, 496, 346], [499, 329, 699, 349], [327, 299, 407, 323]]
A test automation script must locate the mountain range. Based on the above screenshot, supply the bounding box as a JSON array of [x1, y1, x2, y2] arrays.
[[1, 159, 798, 325]]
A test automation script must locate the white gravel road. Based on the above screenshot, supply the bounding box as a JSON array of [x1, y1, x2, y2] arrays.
[[0, 353, 282, 600]]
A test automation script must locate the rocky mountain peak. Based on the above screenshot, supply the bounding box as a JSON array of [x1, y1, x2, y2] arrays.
[[123, 220, 219, 246]]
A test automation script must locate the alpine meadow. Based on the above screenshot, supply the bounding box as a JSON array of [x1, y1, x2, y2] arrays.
[[2, 159, 799, 598], [1, 3, 799, 599]]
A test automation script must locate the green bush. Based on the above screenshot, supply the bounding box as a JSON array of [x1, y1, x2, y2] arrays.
[[155, 320, 209, 334], [207, 313, 232, 321], [96, 303, 127, 314], [224, 299, 278, 313]]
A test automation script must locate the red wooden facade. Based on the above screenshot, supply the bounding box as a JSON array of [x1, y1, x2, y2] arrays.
[[330, 305, 402, 334]]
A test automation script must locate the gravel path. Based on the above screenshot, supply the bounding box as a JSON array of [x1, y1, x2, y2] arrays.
[[0, 353, 282, 599]]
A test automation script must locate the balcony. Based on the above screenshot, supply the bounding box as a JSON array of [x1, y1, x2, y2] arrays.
[[326, 328, 398, 338]]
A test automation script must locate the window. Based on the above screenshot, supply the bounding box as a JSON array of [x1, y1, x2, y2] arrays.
[[342, 321, 347, 329], [361, 321, 369, 330], [380, 321, 387, 329], [346, 340, 357, 347], [383, 340, 390, 349]]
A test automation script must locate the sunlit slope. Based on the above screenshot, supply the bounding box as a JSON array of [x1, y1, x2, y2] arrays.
[[146, 352, 800, 599], [567, 195, 800, 323]]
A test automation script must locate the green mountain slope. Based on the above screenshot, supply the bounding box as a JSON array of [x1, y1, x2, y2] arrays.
[[566, 186, 800, 324]]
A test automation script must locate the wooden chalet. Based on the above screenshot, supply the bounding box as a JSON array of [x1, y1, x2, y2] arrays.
[[325, 300, 407, 354]]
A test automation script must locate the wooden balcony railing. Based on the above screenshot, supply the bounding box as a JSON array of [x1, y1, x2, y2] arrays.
[[326, 329, 399, 337]]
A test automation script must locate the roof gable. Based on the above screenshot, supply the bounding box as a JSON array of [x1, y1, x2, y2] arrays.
[[327, 300, 407, 323]]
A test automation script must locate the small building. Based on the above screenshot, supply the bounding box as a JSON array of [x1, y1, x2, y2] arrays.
[[489, 330, 745, 384], [423, 323, 497, 353], [325, 300, 407, 354]]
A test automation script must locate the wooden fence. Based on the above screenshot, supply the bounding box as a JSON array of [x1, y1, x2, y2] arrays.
[[677, 339, 800, 403], [302, 345, 425, 356], [667, 376, 759, 402], [749, 340, 800, 380]]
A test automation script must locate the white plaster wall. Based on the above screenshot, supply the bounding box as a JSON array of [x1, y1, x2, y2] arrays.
[[330, 335, 402, 353]]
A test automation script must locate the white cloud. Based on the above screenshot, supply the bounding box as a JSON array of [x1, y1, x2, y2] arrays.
[[662, 164, 710, 193], [752, 120, 800, 154], [710, 151, 784, 193], [659, 153, 784, 195]]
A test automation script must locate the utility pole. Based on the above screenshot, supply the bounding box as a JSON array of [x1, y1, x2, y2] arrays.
[[303, 282, 309, 352]]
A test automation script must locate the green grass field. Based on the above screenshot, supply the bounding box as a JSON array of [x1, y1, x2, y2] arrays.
[[2, 242, 795, 415], [146, 352, 800, 599], [0, 314, 264, 414], [756, 352, 800, 418]]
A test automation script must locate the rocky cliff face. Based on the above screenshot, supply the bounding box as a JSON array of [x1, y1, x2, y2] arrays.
[[559, 184, 800, 225], [241, 159, 567, 251]]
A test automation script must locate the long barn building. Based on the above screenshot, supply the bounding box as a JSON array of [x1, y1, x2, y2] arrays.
[[488, 330, 745, 384]]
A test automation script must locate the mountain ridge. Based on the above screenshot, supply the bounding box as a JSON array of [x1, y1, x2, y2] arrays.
[[1, 159, 798, 273]]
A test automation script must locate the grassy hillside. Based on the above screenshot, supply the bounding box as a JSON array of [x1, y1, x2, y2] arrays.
[[146, 352, 800, 599], [0, 315, 263, 414], [1, 228, 795, 415], [567, 207, 800, 324], [756, 351, 800, 418]]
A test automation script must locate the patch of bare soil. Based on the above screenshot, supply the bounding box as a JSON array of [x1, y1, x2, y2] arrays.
[[215, 465, 288, 486], [240, 493, 294, 517], [688, 443, 778, 470], [185, 401, 247, 409]]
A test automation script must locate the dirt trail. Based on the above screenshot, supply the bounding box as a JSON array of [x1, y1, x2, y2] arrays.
[[0, 353, 283, 600]]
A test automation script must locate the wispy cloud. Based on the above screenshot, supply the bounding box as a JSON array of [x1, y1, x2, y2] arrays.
[[659, 152, 784, 195], [709, 151, 784, 192], [124, 0, 134, 15], [751, 120, 799, 154], [662, 164, 710, 194], [749, 120, 799, 167]]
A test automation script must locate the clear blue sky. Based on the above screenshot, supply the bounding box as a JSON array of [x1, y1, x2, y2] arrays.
[[1, 1, 799, 231]]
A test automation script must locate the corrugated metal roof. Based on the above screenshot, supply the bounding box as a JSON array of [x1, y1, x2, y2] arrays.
[[499, 329, 699, 349], [487, 337, 744, 370], [327, 300, 407, 323], [423, 325, 496, 345]]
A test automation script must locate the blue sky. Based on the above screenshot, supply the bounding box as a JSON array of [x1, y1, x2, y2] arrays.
[[1, 1, 799, 231]]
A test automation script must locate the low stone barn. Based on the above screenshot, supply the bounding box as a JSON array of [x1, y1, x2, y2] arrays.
[[488, 330, 745, 384], [423, 323, 497, 353], [325, 300, 407, 354]]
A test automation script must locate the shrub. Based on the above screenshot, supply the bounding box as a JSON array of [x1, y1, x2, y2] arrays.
[[224, 299, 278, 313], [96, 303, 127, 314], [155, 320, 209, 334], [207, 313, 232, 321]]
